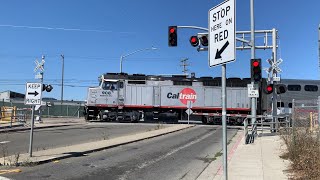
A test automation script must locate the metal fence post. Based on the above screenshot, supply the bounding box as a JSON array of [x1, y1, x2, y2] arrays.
[[292, 99, 295, 129], [67, 105, 69, 117], [10, 109, 13, 128], [244, 118, 248, 144], [292, 99, 296, 145], [318, 96, 320, 128]]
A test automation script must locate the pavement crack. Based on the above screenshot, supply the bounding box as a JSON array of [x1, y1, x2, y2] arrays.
[[179, 169, 191, 180]]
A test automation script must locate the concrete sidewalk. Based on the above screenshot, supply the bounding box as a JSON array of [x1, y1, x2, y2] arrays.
[[198, 133, 290, 180], [0, 124, 194, 166]]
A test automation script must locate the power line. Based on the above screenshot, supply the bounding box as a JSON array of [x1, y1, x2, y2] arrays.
[[0, 54, 184, 62], [0, 24, 135, 34]]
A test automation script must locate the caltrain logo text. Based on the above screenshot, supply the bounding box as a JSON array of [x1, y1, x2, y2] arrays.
[[167, 88, 197, 105]]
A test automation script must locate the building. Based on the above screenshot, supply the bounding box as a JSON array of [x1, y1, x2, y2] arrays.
[[0, 90, 25, 102]]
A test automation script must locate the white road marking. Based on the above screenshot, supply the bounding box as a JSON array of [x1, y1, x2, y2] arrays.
[[0, 176, 12, 180], [0, 141, 10, 144], [118, 128, 218, 180]]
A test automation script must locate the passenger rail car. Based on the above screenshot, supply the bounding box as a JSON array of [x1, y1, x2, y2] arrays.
[[271, 79, 320, 114]]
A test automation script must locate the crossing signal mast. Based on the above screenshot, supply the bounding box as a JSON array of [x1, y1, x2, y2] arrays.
[[264, 83, 287, 95], [189, 34, 208, 48]]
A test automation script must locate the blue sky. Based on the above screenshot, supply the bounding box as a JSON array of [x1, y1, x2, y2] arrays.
[[0, 0, 319, 100]]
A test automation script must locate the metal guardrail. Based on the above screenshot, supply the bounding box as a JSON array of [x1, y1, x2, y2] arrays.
[[244, 115, 290, 144]]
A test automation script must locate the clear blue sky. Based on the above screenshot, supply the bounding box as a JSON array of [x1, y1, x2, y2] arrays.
[[0, 0, 319, 100]]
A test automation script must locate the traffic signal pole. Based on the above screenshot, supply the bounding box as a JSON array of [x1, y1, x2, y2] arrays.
[[250, 0, 257, 133], [272, 28, 278, 131]]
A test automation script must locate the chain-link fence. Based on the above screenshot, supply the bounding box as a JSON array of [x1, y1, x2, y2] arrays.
[[280, 97, 320, 179], [292, 98, 320, 130], [1, 99, 85, 118]]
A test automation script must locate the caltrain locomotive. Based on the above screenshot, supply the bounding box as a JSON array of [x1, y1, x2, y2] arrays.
[[84, 72, 320, 124], [84, 72, 271, 124]]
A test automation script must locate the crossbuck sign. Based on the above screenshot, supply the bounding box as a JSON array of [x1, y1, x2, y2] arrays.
[[209, 0, 235, 67]]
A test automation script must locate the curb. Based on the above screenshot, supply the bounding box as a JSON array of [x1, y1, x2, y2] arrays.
[[196, 130, 244, 180]]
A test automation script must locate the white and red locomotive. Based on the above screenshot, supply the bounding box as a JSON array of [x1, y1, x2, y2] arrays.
[[84, 73, 267, 124]]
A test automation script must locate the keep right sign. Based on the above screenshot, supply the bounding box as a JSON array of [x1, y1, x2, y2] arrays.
[[209, 0, 235, 67]]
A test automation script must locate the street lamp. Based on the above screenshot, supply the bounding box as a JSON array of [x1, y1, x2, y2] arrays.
[[120, 47, 158, 73]]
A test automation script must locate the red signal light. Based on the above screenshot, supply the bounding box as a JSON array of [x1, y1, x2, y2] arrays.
[[191, 37, 197, 43], [253, 61, 259, 67], [169, 28, 175, 33], [190, 36, 199, 47], [265, 84, 273, 94]]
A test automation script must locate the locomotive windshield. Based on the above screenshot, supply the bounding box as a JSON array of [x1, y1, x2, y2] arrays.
[[102, 81, 118, 90]]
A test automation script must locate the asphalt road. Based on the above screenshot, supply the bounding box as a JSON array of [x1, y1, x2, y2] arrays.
[[0, 123, 171, 157], [3, 125, 238, 180]]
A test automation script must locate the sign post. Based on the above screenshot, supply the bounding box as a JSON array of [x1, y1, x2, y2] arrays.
[[209, 1, 235, 179], [186, 101, 193, 124], [25, 82, 42, 157]]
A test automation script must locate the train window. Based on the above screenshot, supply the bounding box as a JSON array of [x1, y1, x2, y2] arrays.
[[102, 82, 118, 90], [287, 85, 301, 91], [173, 81, 192, 86], [304, 85, 318, 92], [277, 102, 284, 107], [119, 82, 124, 89], [128, 80, 146, 84], [288, 103, 292, 108], [203, 81, 220, 86]]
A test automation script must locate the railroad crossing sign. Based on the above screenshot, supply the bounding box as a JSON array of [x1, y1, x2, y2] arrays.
[[34, 59, 45, 72], [267, 58, 282, 73], [25, 83, 42, 105], [265, 58, 282, 83], [209, 0, 235, 67]]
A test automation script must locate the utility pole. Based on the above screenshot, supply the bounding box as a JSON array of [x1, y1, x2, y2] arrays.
[[39, 55, 45, 122], [61, 54, 64, 116], [180, 58, 189, 75], [318, 24, 320, 79]]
